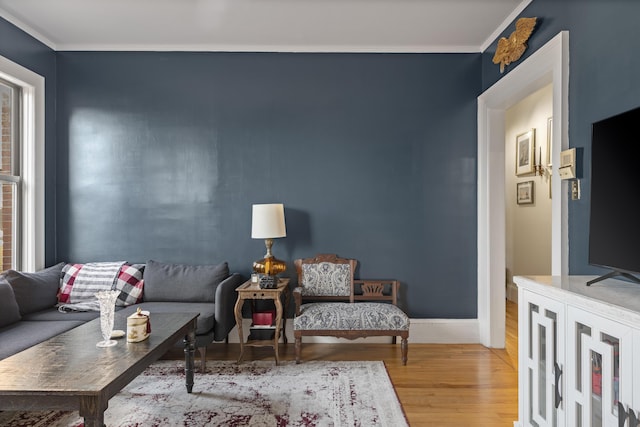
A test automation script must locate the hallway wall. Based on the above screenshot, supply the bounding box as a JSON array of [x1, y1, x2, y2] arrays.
[[505, 84, 553, 300]]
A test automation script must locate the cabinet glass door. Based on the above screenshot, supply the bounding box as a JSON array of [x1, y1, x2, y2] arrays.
[[567, 307, 632, 427], [522, 291, 565, 427], [625, 330, 640, 426]]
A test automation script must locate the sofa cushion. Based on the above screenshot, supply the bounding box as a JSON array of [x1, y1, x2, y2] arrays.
[[119, 302, 215, 335], [3, 263, 65, 316], [0, 278, 21, 327], [0, 320, 85, 360], [114, 263, 145, 306], [294, 302, 410, 331], [143, 260, 229, 303], [21, 307, 104, 322]]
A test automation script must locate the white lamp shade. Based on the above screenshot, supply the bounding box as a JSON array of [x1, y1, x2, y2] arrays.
[[251, 203, 286, 239]]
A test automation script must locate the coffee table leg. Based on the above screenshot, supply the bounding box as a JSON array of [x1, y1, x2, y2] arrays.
[[82, 414, 105, 427], [184, 328, 195, 393], [80, 396, 106, 427]]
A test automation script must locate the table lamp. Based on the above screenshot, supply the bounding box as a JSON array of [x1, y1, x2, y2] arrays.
[[251, 203, 287, 276]]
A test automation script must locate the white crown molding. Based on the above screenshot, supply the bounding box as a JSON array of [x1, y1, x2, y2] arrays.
[[480, 0, 533, 53], [0, 6, 483, 54], [55, 43, 482, 54], [0, 2, 526, 54], [0, 9, 56, 50]]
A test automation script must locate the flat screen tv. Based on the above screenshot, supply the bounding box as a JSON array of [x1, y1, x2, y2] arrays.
[[588, 105, 640, 286]]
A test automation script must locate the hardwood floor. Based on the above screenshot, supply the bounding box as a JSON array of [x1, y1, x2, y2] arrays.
[[166, 300, 519, 426]]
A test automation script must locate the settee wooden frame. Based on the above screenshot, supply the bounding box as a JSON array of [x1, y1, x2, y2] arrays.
[[292, 254, 409, 365]]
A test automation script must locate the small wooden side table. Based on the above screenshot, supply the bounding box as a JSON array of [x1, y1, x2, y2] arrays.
[[234, 278, 290, 365]]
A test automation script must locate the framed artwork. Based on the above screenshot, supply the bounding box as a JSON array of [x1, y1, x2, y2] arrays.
[[515, 129, 535, 176], [517, 181, 534, 204]]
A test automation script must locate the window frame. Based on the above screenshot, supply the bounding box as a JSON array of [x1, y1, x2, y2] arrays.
[[0, 77, 22, 269], [0, 54, 45, 272]]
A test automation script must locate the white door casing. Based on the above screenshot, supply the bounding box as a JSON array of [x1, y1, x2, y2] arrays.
[[477, 31, 569, 347]]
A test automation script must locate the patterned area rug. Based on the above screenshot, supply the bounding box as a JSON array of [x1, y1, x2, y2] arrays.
[[0, 360, 408, 426]]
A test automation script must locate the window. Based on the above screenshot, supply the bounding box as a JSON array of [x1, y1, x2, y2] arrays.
[[0, 55, 45, 272], [0, 78, 20, 271]]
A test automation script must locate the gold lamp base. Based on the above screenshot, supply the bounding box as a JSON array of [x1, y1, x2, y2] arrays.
[[253, 238, 286, 276], [252, 256, 286, 276]]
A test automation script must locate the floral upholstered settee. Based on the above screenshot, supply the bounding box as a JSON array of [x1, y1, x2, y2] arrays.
[[292, 254, 409, 365]]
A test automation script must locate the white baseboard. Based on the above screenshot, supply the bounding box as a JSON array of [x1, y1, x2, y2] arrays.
[[227, 318, 481, 344], [407, 318, 480, 343]]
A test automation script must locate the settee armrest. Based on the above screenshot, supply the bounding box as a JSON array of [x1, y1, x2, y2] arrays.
[[293, 286, 303, 316], [352, 279, 400, 305], [213, 273, 245, 341]]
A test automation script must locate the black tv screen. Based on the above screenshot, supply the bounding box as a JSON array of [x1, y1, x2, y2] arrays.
[[588, 105, 640, 284]]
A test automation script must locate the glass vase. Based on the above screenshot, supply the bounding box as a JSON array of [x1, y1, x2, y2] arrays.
[[95, 290, 120, 348]]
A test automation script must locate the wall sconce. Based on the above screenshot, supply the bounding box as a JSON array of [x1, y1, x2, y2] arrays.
[[251, 203, 287, 276], [534, 145, 552, 178]]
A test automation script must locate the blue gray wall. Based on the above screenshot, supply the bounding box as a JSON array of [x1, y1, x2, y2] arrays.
[[2, 0, 639, 319], [55, 52, 480, 318], [484, 0, 640, 276]]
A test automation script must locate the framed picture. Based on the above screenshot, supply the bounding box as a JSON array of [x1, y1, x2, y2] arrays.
[[517, 181, 534, 204], [515, 129, 535, 176]]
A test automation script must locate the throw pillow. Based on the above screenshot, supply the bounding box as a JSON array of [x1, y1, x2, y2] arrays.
[[114, 263, 145, 306], [3, 262, 65, 316], [59, 262, 142, 305], [0, 278, 21, 327], [143, 259, 229, 302], [58, 263, 82, 303]]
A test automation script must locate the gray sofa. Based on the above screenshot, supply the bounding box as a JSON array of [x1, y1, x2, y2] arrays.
[[0, 260, 244, 369]]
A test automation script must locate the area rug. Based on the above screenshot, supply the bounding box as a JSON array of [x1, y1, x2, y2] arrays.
[[0, 360, 408, 427]]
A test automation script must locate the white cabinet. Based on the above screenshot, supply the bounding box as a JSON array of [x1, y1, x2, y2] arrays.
[[519, 289, 565, 426], [566, 307, 633, 427], [632, 330, 640, 426], [514, 276, 640, 427]]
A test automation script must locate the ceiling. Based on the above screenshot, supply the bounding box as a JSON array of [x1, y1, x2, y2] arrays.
[[0, 0, 531, 53]]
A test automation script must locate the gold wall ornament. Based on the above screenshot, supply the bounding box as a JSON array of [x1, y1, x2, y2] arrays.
[[493, 17, 537, 73]]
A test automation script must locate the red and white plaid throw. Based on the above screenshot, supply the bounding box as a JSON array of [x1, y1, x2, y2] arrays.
[[58, 261, 125, 312]]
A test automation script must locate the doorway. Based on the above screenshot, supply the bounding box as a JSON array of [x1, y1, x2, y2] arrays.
[[477, 31, 569, 348], [505, 84, 554, 301]]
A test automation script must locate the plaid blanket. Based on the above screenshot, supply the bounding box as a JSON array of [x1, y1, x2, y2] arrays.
[[58, 261, 126, 312]]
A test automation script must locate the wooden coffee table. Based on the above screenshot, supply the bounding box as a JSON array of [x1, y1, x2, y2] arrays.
[[0, 311, 198, 427]]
